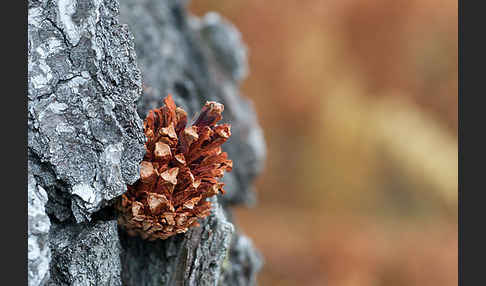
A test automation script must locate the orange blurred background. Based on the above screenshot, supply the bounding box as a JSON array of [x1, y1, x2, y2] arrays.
[[190, 1, 457, 285]]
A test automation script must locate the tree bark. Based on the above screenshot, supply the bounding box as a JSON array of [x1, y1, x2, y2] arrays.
[[28, 0, 265, 285]]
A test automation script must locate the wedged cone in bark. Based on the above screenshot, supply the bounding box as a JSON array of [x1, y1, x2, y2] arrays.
[[117, 95, 232, 240]]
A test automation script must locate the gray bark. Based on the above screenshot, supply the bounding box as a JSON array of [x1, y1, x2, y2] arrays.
[[28, 0, 265, 285]]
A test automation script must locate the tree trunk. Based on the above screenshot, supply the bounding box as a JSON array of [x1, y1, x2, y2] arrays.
[[28, 0, 265, 285]]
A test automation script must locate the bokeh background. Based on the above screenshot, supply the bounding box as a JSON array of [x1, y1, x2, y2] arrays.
[[190, 1, 457, 285]]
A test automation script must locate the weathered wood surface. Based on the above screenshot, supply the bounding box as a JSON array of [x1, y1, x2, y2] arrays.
[[28, 0, 265, 285]]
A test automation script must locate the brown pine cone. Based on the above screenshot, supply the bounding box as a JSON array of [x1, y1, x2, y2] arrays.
[[116, 94, 232, 241]]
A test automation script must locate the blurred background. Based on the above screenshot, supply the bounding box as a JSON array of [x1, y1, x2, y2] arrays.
[[191, 1, 457, 285]]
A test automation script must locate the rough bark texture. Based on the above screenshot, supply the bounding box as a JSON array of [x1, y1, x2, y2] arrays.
[[28, 0, 265, 285]]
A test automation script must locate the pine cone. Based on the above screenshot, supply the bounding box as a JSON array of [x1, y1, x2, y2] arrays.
[[116, 95, 232, 241]]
